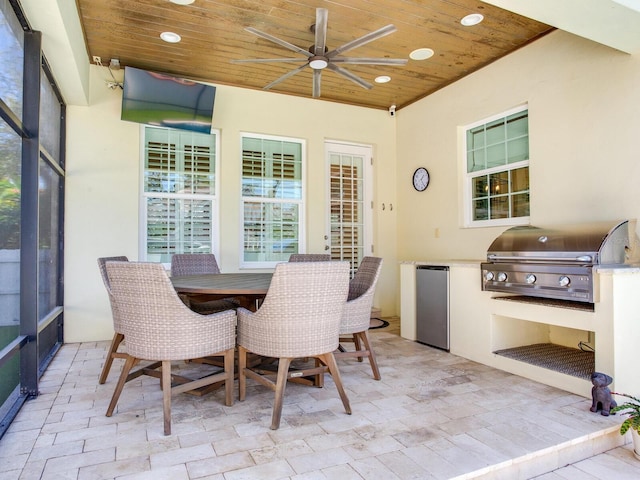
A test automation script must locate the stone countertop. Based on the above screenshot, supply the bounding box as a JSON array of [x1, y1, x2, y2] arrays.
[[400, 260, 482, 268], [401, 260, 640, 273]]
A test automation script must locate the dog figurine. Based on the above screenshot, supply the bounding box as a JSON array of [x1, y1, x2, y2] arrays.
[[590, 372, 617, 416]]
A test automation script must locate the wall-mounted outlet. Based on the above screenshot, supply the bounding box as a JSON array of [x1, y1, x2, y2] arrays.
[[92, 56, 102, 65]]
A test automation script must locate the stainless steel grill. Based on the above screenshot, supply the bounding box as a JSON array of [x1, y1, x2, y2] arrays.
[[481, 220, 635, 303]]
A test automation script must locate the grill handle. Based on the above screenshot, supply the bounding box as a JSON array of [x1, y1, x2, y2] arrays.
[[486, 254, 593, 263]]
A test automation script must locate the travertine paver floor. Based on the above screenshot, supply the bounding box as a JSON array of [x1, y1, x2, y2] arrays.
[[1, 319, 639, 479]]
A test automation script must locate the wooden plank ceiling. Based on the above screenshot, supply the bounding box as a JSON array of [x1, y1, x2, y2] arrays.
[[76, 0, 553, 111]]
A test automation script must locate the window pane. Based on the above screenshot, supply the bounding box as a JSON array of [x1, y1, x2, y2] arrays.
[[0, 120, 21, 251], [0, 5, 24, 118], [473, 198, 488, 221], [489, 171, 509, 196], [467, 149, 486, 172], [485, 119, 504, 145], [486, 143, 506, 168], [507, 137, 529, 163], [472, 175, 488, 199], [490, 196, 510, 219], [511, 167, 529, 192], [512, 193, 530, 217], [146, 197, 213, 262], [38, 162, 61, 318], [506, 112, 528, 138], [243, 201, 299, 262], [39, 67, 62, 161]]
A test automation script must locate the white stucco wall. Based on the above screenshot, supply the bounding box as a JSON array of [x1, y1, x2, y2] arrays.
[[396, 30, 640, 262]]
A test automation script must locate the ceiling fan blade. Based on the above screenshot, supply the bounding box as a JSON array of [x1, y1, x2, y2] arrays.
[[313, 8, 328, 55], [313, 69, 321, 98], [326, 24, 397, 58], [327, 63, 372, 90], [231, 58, 308, 64], [263, 63, 308, 90], [245, 27, 312, 58], [331, 57, 408, 65]]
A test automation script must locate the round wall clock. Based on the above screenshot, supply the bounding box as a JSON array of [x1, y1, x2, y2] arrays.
[[412, 167, 430, 192]]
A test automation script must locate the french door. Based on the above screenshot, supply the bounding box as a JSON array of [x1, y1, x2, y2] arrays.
[[325, 141, 373, 277]]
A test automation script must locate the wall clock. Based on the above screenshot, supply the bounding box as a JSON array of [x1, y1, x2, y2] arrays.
[[412, 167, 430, 192]]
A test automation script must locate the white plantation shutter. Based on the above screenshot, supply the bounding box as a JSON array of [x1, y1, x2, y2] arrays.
[[142, 126, 218, 263], [330, 159, 364, 277], [241, 134, 304, 267]]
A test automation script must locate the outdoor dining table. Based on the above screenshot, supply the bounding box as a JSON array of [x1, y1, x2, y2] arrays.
[[171, 272, 273, 311]]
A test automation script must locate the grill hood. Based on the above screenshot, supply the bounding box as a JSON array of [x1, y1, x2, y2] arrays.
[[485, 220, 635, 265]]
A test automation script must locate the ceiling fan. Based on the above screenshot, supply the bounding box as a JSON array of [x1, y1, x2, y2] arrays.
[[232, 8, 408, 98]]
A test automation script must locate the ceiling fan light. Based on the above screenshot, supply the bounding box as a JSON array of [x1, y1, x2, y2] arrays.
[[375, 75, 391, 83], [461, 13, 484, 26], [160, 31, 182, 43], [169, 0, 195, 4], [309, 56, 328, 69], [409, 48, 434, 60]]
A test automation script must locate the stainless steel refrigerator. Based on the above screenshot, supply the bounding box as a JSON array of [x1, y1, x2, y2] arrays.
[[416, 265, 449, 350]]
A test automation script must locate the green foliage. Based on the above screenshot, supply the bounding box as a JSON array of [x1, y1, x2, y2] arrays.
[[611, 392, 640, 435], [0, 177, 20, 249]]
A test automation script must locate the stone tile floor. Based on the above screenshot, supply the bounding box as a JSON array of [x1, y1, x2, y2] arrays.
[[1, 319, 639, 479]]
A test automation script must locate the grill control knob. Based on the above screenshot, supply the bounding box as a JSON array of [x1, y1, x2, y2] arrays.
[[497, 272, 507, 282], [484, 271, 495, 281], [558, 275, 571, 287], [525, 274, 537, 284]]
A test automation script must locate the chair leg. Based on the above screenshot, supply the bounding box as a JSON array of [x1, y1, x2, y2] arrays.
[[162, 360, 172, 436], [238, 346, 247, 402], [223, 348, 235, 407], [353, 334, 364, 363], [357, 331, 381, 380], [106, 354, 137, 417], [271, 358, 292, 430], [99, 332, 124, 384], [320, 352, 351, 415]]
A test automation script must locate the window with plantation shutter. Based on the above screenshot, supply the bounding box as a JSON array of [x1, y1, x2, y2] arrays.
[[241, 133, 304, 267], [142, 126, 219, 264]]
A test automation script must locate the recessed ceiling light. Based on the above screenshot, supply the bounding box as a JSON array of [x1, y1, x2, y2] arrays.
[[160, 31, 182, 43], [375, 75, 391, 84], [409, 48, 434, 60], [461, 13, 484, 26], [170, 0, 195, 4]]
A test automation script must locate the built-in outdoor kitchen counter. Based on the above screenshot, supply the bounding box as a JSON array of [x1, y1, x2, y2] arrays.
[[400, 261, 640, 398]]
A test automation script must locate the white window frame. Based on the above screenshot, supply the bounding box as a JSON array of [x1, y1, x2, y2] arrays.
[[239, 132, 306, 269], [462, 105, 530, 228], [139, 125, 221, 266]]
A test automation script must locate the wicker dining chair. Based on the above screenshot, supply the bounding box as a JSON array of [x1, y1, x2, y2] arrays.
[[170, 253, 240, 313], [288, 253, 331, 262], [97, 256, 130, 384], [237, 261, 351, 430], [334, 256, 383, 380], [105, 261, 236, 436]]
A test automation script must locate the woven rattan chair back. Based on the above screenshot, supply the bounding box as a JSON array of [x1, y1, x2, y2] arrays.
[[96, 256, 128, 384], [240, 261, 349, 358], [97, 256, 128, 331], [171, 253, 221, 276], [106, 261, 234, 360], [104, 261, 236, 435], [335, 256, 383, 380], [288, 253, 331, 262]]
